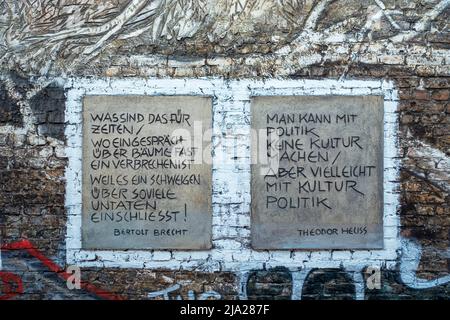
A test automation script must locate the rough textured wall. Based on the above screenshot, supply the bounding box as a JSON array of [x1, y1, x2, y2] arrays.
[[0, 0, 449, 300]]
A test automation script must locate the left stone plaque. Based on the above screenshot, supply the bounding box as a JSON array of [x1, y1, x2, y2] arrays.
[[82, 96, 212, 250]]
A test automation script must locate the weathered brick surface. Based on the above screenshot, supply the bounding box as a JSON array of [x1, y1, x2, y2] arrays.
[[0, 84, 22, 126], [247, 267, 292, 300]]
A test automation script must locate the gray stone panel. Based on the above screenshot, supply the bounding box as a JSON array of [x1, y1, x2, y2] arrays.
[[251, 96, 384, 249], [82, 95, 212, 249]]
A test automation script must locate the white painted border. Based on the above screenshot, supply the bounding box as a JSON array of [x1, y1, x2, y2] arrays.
[[65, 78, 400, 272]]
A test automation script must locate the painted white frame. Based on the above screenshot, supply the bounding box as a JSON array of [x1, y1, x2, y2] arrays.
[[65, 78, 400, 274]]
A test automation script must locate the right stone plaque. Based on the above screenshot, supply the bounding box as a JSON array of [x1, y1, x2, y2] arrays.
[[251, 96, 384, 250]]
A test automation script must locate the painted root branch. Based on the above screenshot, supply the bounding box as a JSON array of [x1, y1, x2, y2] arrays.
[[0, 0, 449, 76]]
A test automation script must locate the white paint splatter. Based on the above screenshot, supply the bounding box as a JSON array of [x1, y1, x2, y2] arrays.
[[147, 283, 221, 300], [400, 238, 450, 289], [148, 283, 181, 299], [290, 268, 312, 300], [405, 131, 450, 193]]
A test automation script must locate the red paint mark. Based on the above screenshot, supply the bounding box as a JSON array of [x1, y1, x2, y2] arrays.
[[0, 272, 24, 300], [1, 239, 125, 300]]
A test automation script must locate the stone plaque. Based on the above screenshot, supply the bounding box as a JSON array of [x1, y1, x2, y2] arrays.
[[251, 96, 384, 249], [82, 96, 212, 249]]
